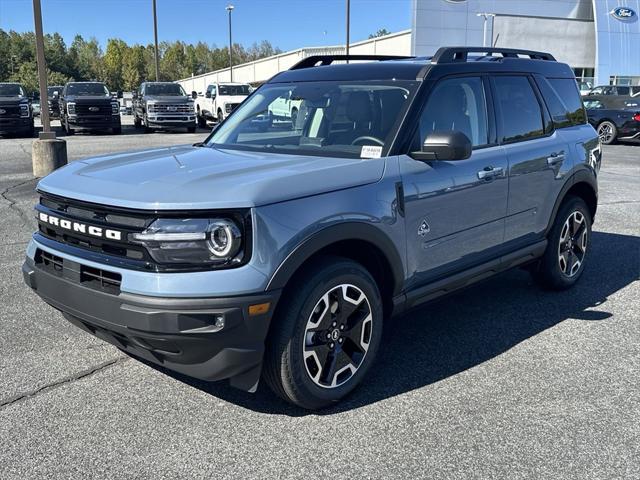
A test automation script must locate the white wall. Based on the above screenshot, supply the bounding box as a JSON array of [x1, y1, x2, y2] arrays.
[[177, 30, 411, 92]]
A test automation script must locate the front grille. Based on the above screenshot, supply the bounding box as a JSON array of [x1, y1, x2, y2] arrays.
[[75, 103, 112, 115], [36, 250, 64, 275], [0, 105, 21, 117], [149, 103, 194, 113], [37, 193, 153, 267], [80, 265, 122, 294]]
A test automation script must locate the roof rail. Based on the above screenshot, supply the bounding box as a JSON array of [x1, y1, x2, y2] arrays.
[[432, 47, 556, 64], [289, 54, 414, 70]]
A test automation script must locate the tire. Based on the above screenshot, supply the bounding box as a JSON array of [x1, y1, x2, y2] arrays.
[[187, 125, 196, 133], [143, 114, 151, 133], [64, 116, 74, 136], [112, 126, 122, 135], [197, 109, 207, 127], [290, 107, 298, 130], [597, 121, 617, 145], [217, 109, 224, 123], [263, 256, 383, 410], [531, 196, 592, 290]]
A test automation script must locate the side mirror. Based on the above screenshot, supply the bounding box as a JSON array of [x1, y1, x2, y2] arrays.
[[205, 91, 211, 99], [191, 91, 197, 99], [410, 131, 472, 161]]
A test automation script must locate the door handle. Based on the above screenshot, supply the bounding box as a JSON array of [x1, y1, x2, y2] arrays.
[[477, 166, 504, 180], [547, 153, 565, 166]]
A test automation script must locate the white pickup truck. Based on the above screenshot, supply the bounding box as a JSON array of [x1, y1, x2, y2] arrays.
[[193, 82, 252, 126]]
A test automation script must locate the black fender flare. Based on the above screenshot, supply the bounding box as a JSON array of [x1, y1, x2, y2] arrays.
[[266, 222, 405, 296], [545, 169, 598, 235]]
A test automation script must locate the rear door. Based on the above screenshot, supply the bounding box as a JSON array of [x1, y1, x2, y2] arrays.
[[399, 75, 509, 288], [491, 75, 571, 245]]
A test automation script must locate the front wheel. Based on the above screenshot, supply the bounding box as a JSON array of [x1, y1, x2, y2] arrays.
[[532, 196, 592, 290], [217, 109, 224, 123], [263, 257, 383, 410]]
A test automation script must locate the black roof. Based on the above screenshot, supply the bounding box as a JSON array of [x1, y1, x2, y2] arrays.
[[270, 47, 575, 83]]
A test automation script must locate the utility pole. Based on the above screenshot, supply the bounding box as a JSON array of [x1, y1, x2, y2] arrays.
[[226, 4, 234, 82], [152, 0, 160, 80], [31, 0, 67, 176], [345, 0, 351, 61], [476, 12, 495, 48], [32, 0, 52, 138]]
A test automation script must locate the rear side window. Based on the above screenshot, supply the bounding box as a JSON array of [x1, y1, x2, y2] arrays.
[[544, 78, 587, 127], [493, 76, 545, 143]]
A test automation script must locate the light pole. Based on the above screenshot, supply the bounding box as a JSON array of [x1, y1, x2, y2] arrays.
[[345, 0, 350, 61], [477, 13, 495, 48], [226, 4, 234, 82], [32, 0, 52, 138], [152, 0, 160, 80]]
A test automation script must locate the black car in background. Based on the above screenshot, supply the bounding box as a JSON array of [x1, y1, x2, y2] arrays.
[[584, 98, 640, 145], [47, 85, 64, 118], [60, 82, 121, 135], [0, 82, 35, 138]]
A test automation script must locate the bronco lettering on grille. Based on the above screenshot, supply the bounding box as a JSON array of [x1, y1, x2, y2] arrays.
[[38, 212, 123, 241]]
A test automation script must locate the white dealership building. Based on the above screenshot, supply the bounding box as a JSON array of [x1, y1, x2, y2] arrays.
[[412, 0, 640, 86]]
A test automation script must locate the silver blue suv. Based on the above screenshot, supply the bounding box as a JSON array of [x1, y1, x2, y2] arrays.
[[23, 48, 601, 409]]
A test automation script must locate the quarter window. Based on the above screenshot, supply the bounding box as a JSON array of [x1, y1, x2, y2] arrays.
[[417, 76, 489, 148], [493, 76, 545, 143]]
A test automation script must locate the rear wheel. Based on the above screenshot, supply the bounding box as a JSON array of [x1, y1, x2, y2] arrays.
[[532, 196, 592, 290], [263, 257, 383, 410], [597, 121, 617, 145], [197, 108, 207, 127]]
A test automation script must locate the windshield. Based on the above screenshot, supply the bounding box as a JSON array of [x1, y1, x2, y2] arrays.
[[66, 83, 110, 96], [218, 84, 251, 96], [47, 86, 62, 96], [0, 84, 25, 97], [146, 83, 186, 96], [207, 80, 417, 159]]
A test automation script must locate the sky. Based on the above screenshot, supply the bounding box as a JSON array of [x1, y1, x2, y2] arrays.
[[0, 0, 412, 51]]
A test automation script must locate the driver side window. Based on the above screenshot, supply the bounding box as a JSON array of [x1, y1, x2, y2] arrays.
[[416, 76, 489, 149]]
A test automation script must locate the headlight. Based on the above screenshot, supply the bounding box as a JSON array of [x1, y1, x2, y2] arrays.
[[67, 102, 76, 115], [111, 101, 119, 114], [130, 218, 244, 266], [20, 104, 30, 118]]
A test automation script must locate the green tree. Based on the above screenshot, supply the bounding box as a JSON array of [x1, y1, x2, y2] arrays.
[[368, 28, 391, 39]]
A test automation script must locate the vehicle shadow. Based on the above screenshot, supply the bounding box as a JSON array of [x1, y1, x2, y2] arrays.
[[139, 231, 639, 416]]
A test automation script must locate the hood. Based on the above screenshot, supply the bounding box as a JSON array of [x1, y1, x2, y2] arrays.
[[219, 95, 248, 104], [145, 95, 191, 104], [65, 95, 113, 103], [37, 145, 385, 210]]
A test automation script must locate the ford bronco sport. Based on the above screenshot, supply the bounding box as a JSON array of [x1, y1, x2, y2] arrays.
[[23, 48, 601, 409]]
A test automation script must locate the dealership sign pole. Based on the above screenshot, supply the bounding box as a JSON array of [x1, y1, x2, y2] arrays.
[[32, 0, 52, 138], [152, 0, 160, 81]]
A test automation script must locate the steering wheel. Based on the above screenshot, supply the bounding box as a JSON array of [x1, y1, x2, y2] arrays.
[[351, 136, 384, 146]]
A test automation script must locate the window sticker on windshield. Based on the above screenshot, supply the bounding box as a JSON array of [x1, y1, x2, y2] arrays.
[[361, 145, 383, 159]]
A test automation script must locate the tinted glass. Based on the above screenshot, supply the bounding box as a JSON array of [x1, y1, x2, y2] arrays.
[[145, 83, 185, 96], [218, 85, 251, 96], [208, 80, 417, 159], [418, 76, 489, 147], [66, 83, 109, 96], [547, 78, 587, 126], [493, 76, 544, 143], [0, 84, 24, 96], [617, 86, 630, 95]]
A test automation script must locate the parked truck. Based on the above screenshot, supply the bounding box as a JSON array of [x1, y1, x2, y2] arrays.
[[193, 82, 251, 126]]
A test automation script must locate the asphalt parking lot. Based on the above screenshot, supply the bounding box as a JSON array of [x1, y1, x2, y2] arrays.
[[0, 122, 639, 479]]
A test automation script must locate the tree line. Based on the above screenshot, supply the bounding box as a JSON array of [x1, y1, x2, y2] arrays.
[[0, 30, 281, 94]]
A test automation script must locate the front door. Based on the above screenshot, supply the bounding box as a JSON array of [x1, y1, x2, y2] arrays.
[[400, 75, 509, 289]]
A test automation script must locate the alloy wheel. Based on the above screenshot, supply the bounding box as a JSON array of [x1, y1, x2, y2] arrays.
[[558, 211, 588, 278], [302, 284, 373, 389], [598, 123, 614, 144]]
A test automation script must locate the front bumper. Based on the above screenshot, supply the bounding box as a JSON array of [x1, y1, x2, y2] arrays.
[[22, 253, 280, 392], [0, 117, 32, 134], [147, 114, 196, 128], [68, 115, 121, 130]]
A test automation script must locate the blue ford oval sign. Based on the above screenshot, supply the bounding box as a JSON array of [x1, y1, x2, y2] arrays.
[[611, 6, 637, 21]]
